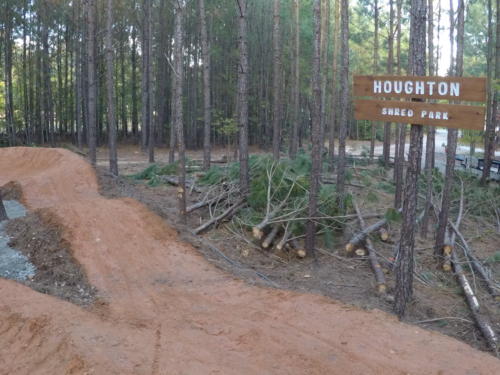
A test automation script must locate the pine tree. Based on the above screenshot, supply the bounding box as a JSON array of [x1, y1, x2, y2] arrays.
[[105, 0, 118, 176], [394, 0, 426, 319], [305, 0, 322, 257]]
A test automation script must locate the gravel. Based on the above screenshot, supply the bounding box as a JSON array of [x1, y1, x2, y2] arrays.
[[0, 200, 36, 281]]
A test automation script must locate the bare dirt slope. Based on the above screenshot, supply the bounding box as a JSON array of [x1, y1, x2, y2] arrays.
[[0, 147, 498, 375]]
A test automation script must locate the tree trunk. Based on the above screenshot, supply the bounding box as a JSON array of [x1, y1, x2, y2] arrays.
[[131, 28, 139, 138], [421, 0, 435, 238], [482, 0, 499, 183], [3, 0, 15, 146], [370, 0, 379, 161], [86, 0, 97, 166], [289, 0, 301, 159], [305, 0, 322, 257], [173, 0, 186, 223], [272, 0, 282, 160], [382, 0, 394, 166], [237, 0, 250, 194], [394, 0, 426, 319], [328, 0, 340, 170], [435, 0, 464, 256], [199, 0, 212, 170], [393, 0, 404, 208], [141, 0, 154, 162], [105, 0, 118, 176], [336, 0, 349, 211]]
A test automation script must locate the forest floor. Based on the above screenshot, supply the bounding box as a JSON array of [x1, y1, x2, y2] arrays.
[[96, 146, 500, 354], [0, 146, 499, 374]]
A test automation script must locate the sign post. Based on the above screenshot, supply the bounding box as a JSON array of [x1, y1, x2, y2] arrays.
[[353, 75, 487, 131]]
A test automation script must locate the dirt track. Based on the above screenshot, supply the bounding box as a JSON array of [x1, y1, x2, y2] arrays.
[[0, 147, 499, 375]]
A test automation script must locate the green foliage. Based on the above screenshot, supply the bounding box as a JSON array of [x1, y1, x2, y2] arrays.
[[199, 166, 226, 185], [376, 181, 396, 194], [385, 208, 402, 223], [366, 191, 379, 203], [485, 252, 500, 264], [132, 164, 159, 180]]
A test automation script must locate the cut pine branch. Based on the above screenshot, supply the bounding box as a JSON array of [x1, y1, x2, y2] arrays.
[[289, 239, 306, 258], [449, 220, 500, 300], [194, 199, 245, 234], [262, 225, 280, 249], [451, 250, 499, 354]]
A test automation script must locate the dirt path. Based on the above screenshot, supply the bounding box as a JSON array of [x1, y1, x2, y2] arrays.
[[0, 147, 499, 375]]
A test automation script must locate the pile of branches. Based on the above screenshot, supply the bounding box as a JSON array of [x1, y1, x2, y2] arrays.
[[191, 153, 366, 257]]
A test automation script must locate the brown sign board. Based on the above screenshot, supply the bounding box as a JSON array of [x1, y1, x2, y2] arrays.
[[354, 99, 486, 131], [353, 75, 487, 102]]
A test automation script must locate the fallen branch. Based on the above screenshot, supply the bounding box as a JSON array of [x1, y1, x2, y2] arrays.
[[449, 220, 500, 300], [442, 180, 464, 272], [186, 192, 231, 214], [194, 199, 245, 235], [353, 198, 387, 294], [451, 250, 499, 354]]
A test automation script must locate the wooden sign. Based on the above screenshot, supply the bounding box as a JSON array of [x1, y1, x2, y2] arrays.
[[354, 99, 486, 131], [353, 75, 487, 102], [353, 74, 487, 130]]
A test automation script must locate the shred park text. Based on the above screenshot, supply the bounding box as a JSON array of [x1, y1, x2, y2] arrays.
[[381, 107, 449, 120], [373, 80, 460, 97]]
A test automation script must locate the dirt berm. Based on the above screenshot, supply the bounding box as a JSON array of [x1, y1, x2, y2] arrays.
[[0, 147, 498, 375]]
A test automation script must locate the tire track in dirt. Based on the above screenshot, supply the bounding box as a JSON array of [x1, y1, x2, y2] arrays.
[[0, 147, 499, 375]]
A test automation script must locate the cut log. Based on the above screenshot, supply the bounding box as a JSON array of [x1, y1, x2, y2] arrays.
[[451, 250, 499, 353], [289, 239, 306, 258], [449, 220, 500, 301], [193, 199, 245, 234], [353, 198, 387, 294], [345, 217, 389, 253], [276, 227, 291, 251], [355, 248, 367, 257], [379, 228, 390, 242], [262, 226, 280, 249]]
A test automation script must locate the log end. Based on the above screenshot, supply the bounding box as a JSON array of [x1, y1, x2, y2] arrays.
[[276, 242, 285, 251], [443, 245, 453, 256], [296, 249, 307, 258], [252, 227, 264, 240], [442, 261, 452, 272], [355, 248, 367, 257], [379, 228, 390, 242], [345, 243, 355, 254], [377, 284, 387, 294]]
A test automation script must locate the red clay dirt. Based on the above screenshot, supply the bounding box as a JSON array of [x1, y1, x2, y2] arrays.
[[0, 147, 499, 375]]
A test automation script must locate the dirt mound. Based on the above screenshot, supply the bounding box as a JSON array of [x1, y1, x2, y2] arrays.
[[0, 147, 499, 375], [5, 209, 96, 305]]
